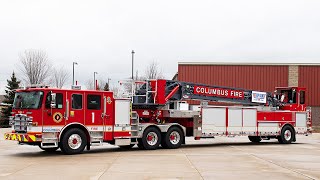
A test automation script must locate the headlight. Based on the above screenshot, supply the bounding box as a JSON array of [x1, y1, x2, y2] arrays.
[[26, 117, 33, 122]]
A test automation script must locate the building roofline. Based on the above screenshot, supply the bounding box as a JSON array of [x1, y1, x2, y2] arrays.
[[178, 62, 320, 66]]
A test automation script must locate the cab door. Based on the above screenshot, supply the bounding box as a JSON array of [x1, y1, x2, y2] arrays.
[[66, 92, 85, 124], [102, 92, 114, 141], [43, 91, 66, 128], [85, 93, 104, 132]]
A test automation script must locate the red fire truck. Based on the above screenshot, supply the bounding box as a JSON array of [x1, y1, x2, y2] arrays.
[[4, 79, 312, 154]]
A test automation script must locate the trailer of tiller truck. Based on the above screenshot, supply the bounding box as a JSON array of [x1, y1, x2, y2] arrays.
[[4, 79, 312, 154]]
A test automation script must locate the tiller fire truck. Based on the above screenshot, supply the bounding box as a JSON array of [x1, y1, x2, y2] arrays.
[[4, 79, 312, 154]]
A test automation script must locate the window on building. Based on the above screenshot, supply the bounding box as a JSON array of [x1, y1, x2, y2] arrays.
[[72, 94, 83, 109], [87, 95, 101, 110], [300, 91, 305, 104]]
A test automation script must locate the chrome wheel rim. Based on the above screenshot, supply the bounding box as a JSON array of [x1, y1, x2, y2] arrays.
[[169, 131, 181, 145], [68, 134, 82, 149], [146, 132, 158, 146], [284, 130, 292, 141]]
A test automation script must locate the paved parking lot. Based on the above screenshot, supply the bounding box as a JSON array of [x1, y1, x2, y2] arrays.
[[1, 128, 320, 180]]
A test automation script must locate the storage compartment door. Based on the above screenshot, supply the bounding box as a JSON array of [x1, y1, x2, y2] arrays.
[[295, 112, 307, 134], [114, 99, 131, 137], [202, 107, 226, 135], [227, 108, 242, 135], [242, 109, 257, 136]]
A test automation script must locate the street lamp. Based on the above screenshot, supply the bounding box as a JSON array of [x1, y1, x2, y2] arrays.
[[72, 62, 78, 85], [93, 72, 98, 90], [107, 78, 111, 86], [131, 50, 135, 80], [107, 78, 111, 91]]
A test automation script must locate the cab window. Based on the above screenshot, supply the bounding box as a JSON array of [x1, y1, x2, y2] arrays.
[[87, 95, 101, 110], [72, 94, 83, 109], [300, 91, 305, 104], [45, 92, 63, 109], [281, 90, 296, 103]]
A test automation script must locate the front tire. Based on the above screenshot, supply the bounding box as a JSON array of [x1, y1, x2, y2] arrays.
[[60, 128, 87, 155], [248, 136, 262, 143], [278, 125, 295, 144], [161, 127, 184, 149], [138, 127, 161, 150]]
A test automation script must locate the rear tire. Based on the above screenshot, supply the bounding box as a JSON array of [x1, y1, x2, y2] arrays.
[[60, 128, 87, 155], [278, 125, 295, 144], [248, 136, 262, 143], [161, 127, 184, 149], [138, 127, 161, 150]]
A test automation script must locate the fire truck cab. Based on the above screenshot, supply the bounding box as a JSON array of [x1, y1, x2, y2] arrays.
[[5, 87, 137, 154]]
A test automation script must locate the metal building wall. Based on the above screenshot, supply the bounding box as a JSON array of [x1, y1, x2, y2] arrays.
[[299, 66, 320, 106], [178, 64, 289, 92], [299, 66, 320, 126]]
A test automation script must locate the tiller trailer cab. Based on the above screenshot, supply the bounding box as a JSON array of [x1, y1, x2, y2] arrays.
[[4, 80, 312, 154]]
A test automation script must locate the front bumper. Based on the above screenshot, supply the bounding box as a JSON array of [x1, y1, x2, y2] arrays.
[[4, 132, 41, 143]]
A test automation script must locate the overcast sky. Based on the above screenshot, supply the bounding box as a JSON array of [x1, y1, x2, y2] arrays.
[[1, 0, 320, 94]]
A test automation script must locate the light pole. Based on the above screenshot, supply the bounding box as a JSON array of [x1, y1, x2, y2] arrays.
[[107, 78, 111, 91], [72, 62, 78, 85], [93, 72, 98, 90], [107, 78, 111, 86], [131, 50, 135, 80]]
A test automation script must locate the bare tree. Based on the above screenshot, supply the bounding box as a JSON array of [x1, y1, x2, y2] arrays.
[[19, 50, 51, 85], [144, 61, 164, 79], [85, 79, 106, 90], [85, 79, 94, 90], [51, 66, 70, 88], [110, 85, 121, 98]]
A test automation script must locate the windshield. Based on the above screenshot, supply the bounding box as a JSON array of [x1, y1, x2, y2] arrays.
[[13, 91, 44, 109]]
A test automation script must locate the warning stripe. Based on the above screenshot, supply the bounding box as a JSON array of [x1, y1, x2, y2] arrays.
[[4, 133, 38, 142]]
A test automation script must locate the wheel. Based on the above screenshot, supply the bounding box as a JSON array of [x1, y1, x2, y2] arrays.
[[248, 136, 262, 143], [138, 127, 161, 150], [278, 125, 295, 144], [137, 140, 144, 149], [119, 144, 135, 150], [161, 127, 184, 149], [60, 128, 87, 155], [39, 146, 59, 152]]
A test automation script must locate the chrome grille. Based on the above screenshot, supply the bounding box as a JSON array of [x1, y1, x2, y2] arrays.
[[12, 114, 28, 133]]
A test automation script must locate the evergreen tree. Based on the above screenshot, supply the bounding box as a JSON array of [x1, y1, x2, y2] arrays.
[[1, 72, 20, 127]]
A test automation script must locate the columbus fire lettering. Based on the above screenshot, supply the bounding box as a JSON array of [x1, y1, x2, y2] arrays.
[[194, 86, 244, 99]]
